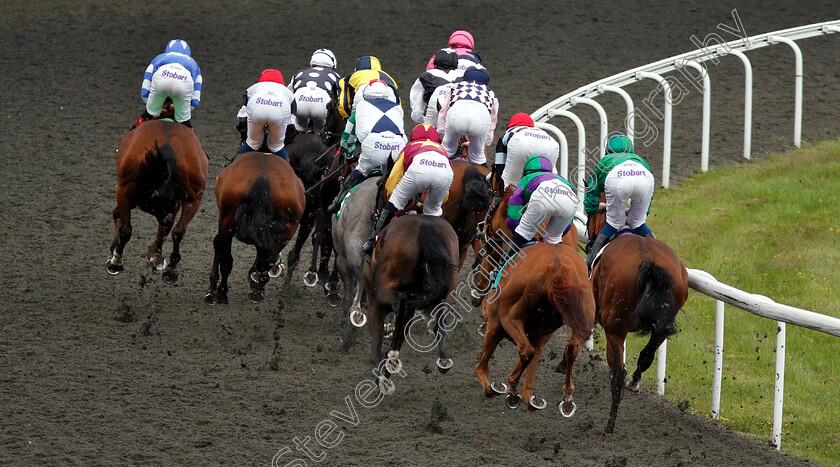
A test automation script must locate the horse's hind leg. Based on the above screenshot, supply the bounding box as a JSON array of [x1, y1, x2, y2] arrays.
[[206, 231, 232, 305], [166, 197, 201, 276], [559, 332, 586, 417], [605, 331, 628, 433], [107, 189, 133, 274], [147, 205, 178, 271], [521, 331, 553, 410], [386, 294, 410, 374], [317, 211, 335, 287], [500, 306, 536, 393], [628, 334, 667, 392], [285, 206, 316, 286], [368, 302, 386, 366]]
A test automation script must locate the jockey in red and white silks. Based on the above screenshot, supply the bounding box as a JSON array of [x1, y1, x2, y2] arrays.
[[437, 67, 498, 166], [494, 113, 559, 188], [362, 124, 453, 254], [288, 49, 340, 132], [236, 69, 295, 159]]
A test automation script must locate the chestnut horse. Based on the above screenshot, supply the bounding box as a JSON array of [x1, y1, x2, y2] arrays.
[[475, 240, 595, 414], [106, 120, 208, 282], [470, 187, 578, 306], [363, 214, 459, 393], [204, 152, 305, 304], [586, 210, 689, 433]]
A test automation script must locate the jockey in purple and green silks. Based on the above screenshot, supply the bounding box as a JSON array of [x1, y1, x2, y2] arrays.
[[584, 134, 656, 268]]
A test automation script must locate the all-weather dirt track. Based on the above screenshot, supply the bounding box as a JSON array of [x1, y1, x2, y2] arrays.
[[2, 1, 838, 465]]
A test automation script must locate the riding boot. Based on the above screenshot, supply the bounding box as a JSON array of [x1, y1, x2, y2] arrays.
[[497, 232, 528, 272], [328, 170, 364, 213], [180, 119, 194, 131], [133, 110, 153, 129], [633, 223, 656, 239], [585, 233, 611, 268], [362, 202, 398, 254], [236, 117, 248, 143]]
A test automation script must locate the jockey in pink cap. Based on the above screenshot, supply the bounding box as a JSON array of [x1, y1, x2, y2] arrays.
[[425, 30, 483, 71]]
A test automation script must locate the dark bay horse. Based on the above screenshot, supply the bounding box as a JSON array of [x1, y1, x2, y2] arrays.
[[586, 210, 689, 433], [475, 241, 595, 414], [283, 132, 334, 287], [106, 120, 208, 283], [437, 160, 491, 269], [363, 214, 459, 394], [204, 152, 305, 304]]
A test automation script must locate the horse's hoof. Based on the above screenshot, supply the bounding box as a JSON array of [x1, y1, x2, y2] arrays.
[[150, 257, 168, 271], [383, 322, 395, 340], [490, 382, 508, 395], [105, 260, 123, 275], [470, 291, 483, 308], [327, 292, 341, 308], [471, 288, 482, 299], [626, 380, 641, 393], [350, 309, 367, 328], [249, 271, 260, 283], [303, 271, 318, 287], [248, 291, 264, 303], [386, 358, 402, 375], [162, 269, 178, 284], [559, 400, 577, 418], [324, 281, 332, 292], [269, 262, 285, 279], [505, 393, 521, 410], [436, 358, 453, 373], [477, 322, 486, 337], [528, 396, 548, 410], [203, 292, 215, 305], [378, 375, 395, 396]]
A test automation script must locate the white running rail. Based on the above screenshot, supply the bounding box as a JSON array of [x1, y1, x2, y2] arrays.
[[545, 20, 840, 452], [532, 19, 840, 190]]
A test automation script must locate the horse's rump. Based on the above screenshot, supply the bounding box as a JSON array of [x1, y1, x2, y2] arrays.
[[635, 259, 680, 339], [413, 219, 457, 309], [234, 176, 287, 254], [543, 248, 594, 339], [130, 142, 181, 213]]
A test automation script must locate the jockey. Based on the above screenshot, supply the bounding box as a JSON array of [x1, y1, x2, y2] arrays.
[[137, 39, 202, 129], [501, 155, 578, 261], [425, 30, 483, 71], [410, 50, 461, 125], [362, 124, 454, 254], [584, 134, 656, 267], [288, 49, 341, 132], [437, 67, 498, 166], [494, 113, 560, 188], [336, 56, 399, 119], [327, 80, 407, 213], [235, 69, 295, 160]]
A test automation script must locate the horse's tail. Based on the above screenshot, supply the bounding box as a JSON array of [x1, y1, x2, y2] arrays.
[[136, 142, 179, 201], [413, 220, 455, 309], [235, 176, 283, 257], [461, 166, 491, 213], [635, 260, 680, 339], [545, 263, 592, 340]]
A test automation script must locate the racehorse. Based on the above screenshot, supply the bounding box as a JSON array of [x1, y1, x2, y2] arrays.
[[470, 187, 578, 306], [331, 177, 378, 347], [586, 209, 689, 433], [106, 120, 208, 283], [475, 241, 595, 414], [438, 160, 491, 269], [283, 131, 334, 287], [363, 214, 459, 393], [204, 152, 305, 304]]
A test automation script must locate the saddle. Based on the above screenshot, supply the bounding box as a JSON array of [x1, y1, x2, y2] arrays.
[[588, 228, 637, 277]]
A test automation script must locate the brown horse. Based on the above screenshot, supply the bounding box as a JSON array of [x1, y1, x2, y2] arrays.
[[586, 210, 689, 433], [438, 160, 491, 268], [106, 120, 208, 283], [204, 152, 305, 304], [475, 241, 595, 414], [363, 214, 459, 393], [470, 188, 578, 306]]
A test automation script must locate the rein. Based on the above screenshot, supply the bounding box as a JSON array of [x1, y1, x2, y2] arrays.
[[304, 161, 348, 195], [312, 142, 340, 165]]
